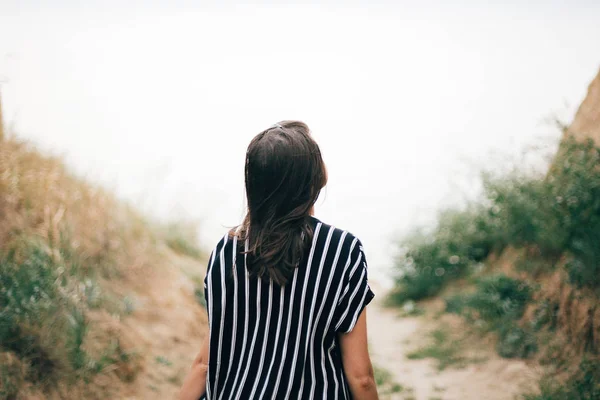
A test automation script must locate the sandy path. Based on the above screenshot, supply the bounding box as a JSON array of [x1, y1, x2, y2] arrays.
[[368, 299, 542, 400], [108, 252, 208, 400]]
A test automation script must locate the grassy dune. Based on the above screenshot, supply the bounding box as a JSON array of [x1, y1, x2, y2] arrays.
[[0, 135, 206, 399]]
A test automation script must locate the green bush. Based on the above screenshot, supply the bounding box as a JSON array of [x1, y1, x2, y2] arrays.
[[445, 274, 532, 324], [390, 208, 495, 304], [373, 365, 405, 395], [496, 324, 538, 358], [0, 243, 65, 384], [551, 138, 600, 289], [0, 240, 106, 390], [458, 275, 531, 321], [482, 174, 564, 256], [445, 274, 537, 359]]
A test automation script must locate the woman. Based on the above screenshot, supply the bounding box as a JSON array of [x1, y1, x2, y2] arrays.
[[180, 121, 378, 399]]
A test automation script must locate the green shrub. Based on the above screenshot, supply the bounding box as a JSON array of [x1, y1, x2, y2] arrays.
[[482, 174, 565, 256], [445, 275, 532, 324], [0, 239, 111, 391], [0, 243, 64, 384], [390, 208, 494, 304], [445, 274, 537, 359], [444, 294, 468, 315], [66, 308, 90, 373], [496, 324, 538, 358], [373, 365, 405, 395], [551, 138, 600, 289]]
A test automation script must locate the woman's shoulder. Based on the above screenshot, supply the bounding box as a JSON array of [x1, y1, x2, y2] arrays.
[[208, 230, 238, 258], [310, 216, 364, 249]]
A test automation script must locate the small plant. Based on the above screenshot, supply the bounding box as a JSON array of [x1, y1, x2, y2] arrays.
[[373, 365, 405, 396], [66, 307, 90, 373], [167, 373, 182, 385], [407, 327, 469, 370], [97, 339, 140, 383], [398, 300, 425, 317], [155, 356, 173, 367], [496, 324, 538, 358]]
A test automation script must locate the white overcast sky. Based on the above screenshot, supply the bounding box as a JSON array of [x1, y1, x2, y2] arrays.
[[1, 0, 599, 284]]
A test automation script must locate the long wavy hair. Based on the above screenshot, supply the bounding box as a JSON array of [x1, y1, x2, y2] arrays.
[[236, 120, 327, 285]]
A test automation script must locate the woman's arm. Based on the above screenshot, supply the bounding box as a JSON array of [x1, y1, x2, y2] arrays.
[[338, 309, 379, 400], [179, 333, 210, 400]]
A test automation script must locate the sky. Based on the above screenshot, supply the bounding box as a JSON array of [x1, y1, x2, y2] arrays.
[[1, 1, 599, 285]]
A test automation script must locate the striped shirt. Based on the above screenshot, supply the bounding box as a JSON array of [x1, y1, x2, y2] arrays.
[[201, 216, 374, 400]]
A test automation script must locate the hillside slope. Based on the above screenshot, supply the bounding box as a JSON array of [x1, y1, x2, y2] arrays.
[[0, 134, 207, 399], [388, 68, 600, 399]]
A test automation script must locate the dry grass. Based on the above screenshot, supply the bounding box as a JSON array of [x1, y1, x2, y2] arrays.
[[0, 134, 181, 398], [0, 136, 158, 277]]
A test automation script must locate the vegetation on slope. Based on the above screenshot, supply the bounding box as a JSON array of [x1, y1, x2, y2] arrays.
[[391, 136, 600, 303], [445, 274, 538, 359], [0, 136, 203, 399], [390, 136, 600, 398]]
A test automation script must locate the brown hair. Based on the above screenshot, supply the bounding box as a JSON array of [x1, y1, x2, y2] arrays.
[[236, 120, 327, 285]]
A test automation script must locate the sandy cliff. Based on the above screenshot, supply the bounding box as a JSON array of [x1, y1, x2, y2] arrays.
[[568, 68, 600, 143]]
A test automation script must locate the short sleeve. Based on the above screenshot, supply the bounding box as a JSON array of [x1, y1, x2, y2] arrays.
[[334, 240, 375, 333], [202, 233, 232, 312], [203, 236, 224, 313], [202, 248, 215, 312]]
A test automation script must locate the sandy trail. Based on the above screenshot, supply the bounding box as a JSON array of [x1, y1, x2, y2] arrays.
[[114, 256, 541, 400], [104, 252, 208, 400], [368, 298, 542, 400]]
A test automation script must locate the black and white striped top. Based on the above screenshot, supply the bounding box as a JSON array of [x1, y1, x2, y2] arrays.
[[201, 216, 374, 400]]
